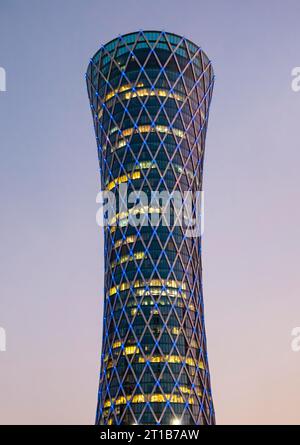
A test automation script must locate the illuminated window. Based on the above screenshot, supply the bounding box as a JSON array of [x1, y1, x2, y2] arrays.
[[179, 385, 191, 394], [103, 83, 144, 104], [108, 225, 117, 234], [100, 85, 184, 114], [139, 160, 157, 170], [112, 340, 122, 349], [190, 339, 198, 348], [109, 126, 118, 135], [123, 345, 139, 356], [105, 161, 158, 190], [109, 206, 160, 226], [124, 88, 184, 102], [174, 164, 195, 181], [132, 394, 145, 404], [115, 396, 127, 406], [199, 360, 205, 370], [111, 125, 185, 152], [172, 326, 181, 335], [106, 171, 141, 191], [169, 394, 185, 404], [107, 360, 114, 369], [186, 357, 195, 367], [104, 161, 193, 191], [114, 235, 137, 249], [135, 287, 187, 300], [111, 251, 145, 269], [150, 394, 165, 403], [103, 392, 192, 408], [137, 355, 204, 369], [108, 279, 187, 297], [120, 124, 185, 139]]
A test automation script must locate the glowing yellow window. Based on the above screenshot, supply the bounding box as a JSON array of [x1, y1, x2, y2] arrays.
[[151, 394, 165, 403], [198, 360, 205, 370], [180, 386, 191, 394], [170, 355, 181, 364], [170, 394, 184, 404], [152, 356, 162, 363], [125, 252, 145, 266], [109, 286, 117, 296], [150, 279, 162, 287], [121, 87, 185, 103], [131, 171, 141, 180], [123, 345, 139, 356], [186, 357, 196, 367], [112, 340, 122, 349], [117, 140, 126, 149], [106, 170, 141, 191], [122, 128, 133, 137], [132, 394, 145, 404], [134, 252, 145, 261], [114, 234, 137, 249], [115, 396, 127, 406]]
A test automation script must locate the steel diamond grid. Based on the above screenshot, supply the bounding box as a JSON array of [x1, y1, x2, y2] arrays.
[[86, 31, 215, 426]]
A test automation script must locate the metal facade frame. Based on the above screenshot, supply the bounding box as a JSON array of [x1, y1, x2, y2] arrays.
[[86, 31, 215, 425]]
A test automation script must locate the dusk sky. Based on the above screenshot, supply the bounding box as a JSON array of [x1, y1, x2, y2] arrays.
[[1, 0, 300, 424]]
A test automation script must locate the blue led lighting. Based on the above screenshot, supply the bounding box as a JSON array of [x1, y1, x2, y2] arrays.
[[87, 30, 215, 427]]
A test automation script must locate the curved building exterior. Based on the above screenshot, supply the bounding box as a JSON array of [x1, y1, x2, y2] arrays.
[[86, 31, 215, 425]]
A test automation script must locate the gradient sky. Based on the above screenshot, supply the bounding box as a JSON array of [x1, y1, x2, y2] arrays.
[[0, 0, 300, 425]]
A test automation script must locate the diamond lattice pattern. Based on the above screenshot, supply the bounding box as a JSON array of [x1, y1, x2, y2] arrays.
[[86, 31, 215, 425]]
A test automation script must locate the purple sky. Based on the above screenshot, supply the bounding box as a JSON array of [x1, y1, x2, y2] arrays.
[[0, 0, 300, 424]]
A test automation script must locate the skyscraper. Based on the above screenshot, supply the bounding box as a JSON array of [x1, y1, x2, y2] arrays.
[[86, 31, 215, 425]]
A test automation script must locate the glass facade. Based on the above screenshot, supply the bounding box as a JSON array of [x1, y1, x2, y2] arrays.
[[86, 31, 215, 425]]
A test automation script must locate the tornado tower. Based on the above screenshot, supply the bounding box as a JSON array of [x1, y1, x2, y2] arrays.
[[86, 31, 215, 425]]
